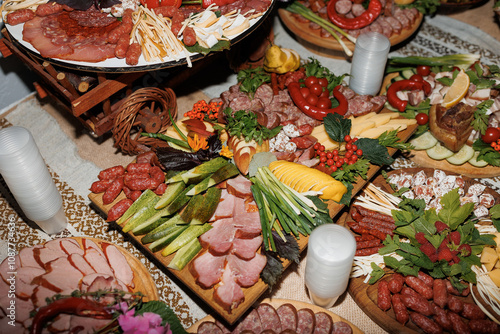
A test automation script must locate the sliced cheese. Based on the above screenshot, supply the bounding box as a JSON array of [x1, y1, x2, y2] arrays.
[[350, 112, 376, 124], [359, 125, 396, 139], [366, 113, 393, 127], [385, 121, 408, 132], [388, 118, 418, 125], [351, 121, 375, 136], [194, 11, 218, 28]]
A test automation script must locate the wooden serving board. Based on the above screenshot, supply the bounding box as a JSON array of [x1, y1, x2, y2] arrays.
[[278, 9, 423, 58], [187, 298, 363, 333], [410, 150, 500, 179], [88, 114, 418, 325], [343, 168, 500, 334]]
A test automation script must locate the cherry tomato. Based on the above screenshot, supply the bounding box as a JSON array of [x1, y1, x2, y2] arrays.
[[305, 76, 319, 88], [300, 87, 310, 99], [326, 152, 333, 159], [333, 155, 339, 162], [319, 89, 330, 99], [318, 77, 328, 88], [313, 143, 320, 150], [310, 83, 323, 97], [319, 162, 326, 167], [327, 159, 334, 166], [410, 74, 424, 83], [317, 97, 332, 109], [320, 156, 327, 163], [416, 65, 431, 76], [482, 127, 500, 144], [346, 143, 352, 150], [415, 113, 429, 125], [332, 149, 339, 156], [306, 94, 319, 106], [345, 151, 352, 159], [331, 166, 338, 172], [344, 135, 351, 142], [356, 149, 363, 156]]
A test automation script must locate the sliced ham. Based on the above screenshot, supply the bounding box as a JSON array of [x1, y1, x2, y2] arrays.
[[81, 273, 128, 292], [200, 218, 236, 255], [82, 239, 106, 258], [214, 264, 245, 312], [33, 257, 83, 292], [227, 254, 266, 287], [233, 210, 262, 239], [70, 316, 110, 333], [191, 251, 226, 289], [226, 175, 253, 199], [32, 285, 57, 308], [34, 246, 67, 268], [210, 189, 235, 222], [68, 253, 96, 276], [232, 236, 262, 260], [102, 243, 134, 288], [19, 245, 44, 270], [15, 266, 45, 300], [60, 238, 84, 256], [49, 314, 71, 332], [14, 298, 35, 325], [84, 248, 114, 276]]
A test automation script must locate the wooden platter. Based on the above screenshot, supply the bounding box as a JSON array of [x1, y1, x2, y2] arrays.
[[88, 112, 418, 325], [410, 150, 500, 179], [344, 168, 500, 334], [187, 298, 363, 333], [278, 9, 423, 58]]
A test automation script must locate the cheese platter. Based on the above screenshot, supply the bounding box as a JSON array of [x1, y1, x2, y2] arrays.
[[343, 168, 500, 333]]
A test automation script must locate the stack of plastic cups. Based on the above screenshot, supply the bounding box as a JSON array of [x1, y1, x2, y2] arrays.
[[305, 224, 356, 308], [0, 126, 67, 234], [349, 32, 391, 96]]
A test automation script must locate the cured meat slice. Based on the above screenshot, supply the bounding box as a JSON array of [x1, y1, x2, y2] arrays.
[[102, 243, 134, 288], [83, 239, 106, 257], [68, 253, 96, 275], [60, 238, 84, 256], [257, 303, 282, 332], [314, 312, 334, 334], [33, 257, 83, 292], [81, 273, 128, 293], [19, 245, 44, 270], [32, 285, 57, 308], [199, 218, 236, 255], [23, 16, 73, 58], [232, 236, 262, 260], [213, 264, 245, 312], [227, 175, 253, 199], [232, 309, 263, 334], [226, 253, 266, 287], [49, 315, 71, 332], [34, 245, 67, 268], [297, 309, 316, 334], [197, 321, 224, 334], [332, 321, 353, 334], [234, 210, 262, 239], [277, 303, 298, 331], [14, 298, 35, 325], [16, 266, 45, 299], [191, 251, 226, 289], [209, 189, 235, 221], [0, 255, 19, 284], [84, 248, 114, 276]]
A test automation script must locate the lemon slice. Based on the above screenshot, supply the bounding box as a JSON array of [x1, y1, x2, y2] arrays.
[[441, 69, 470, 109]]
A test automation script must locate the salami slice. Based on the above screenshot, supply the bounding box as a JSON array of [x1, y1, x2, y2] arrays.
[[296, 309, 316, 334], [232, 309, 263, 334], [313, 312, 333, 334], [257, 303, 282, 333], [197, 321, 223, 334], [276, 303, 298, 331], [332, 321, 353, 334]]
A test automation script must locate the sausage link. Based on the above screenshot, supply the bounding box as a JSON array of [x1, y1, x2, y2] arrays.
[[351, 208, 363, 222], [125, 177, 160, 191], [35, 2, 63, 16], [401, 286, 419, 298], [355, 245, 383, 256], [102, 177, 124, 205], [90, 179, 113, 193], [355, 234, 377, 242], [387, 273, 404, 294], [126, 162, 151, 174], [445, 280, 470, 296], [400, 294, 433, 316], [98, 165, 125, 181], [461, 302, 486, 320], [154, 183, 167, 196], [431, 303, 453, 332], [447, 295, 464, 313], [405, 276, 433, 300], [357, 221, 393, 237], [391, 294, 409, 325], [346, 221, 370, 235], [125, 43, 142, 66], [129, 190, 142, 201], [355, 205, 395, 223], [432, 279, 448, 309], [6, 9, 35, 25], [409, 312, 443, 334], [115, 34, 130, 59], [107, 198, 133, 222], [447, 311, 471, 334], [183, 26, 197, 47], [356, 239, 381, 250], [468, 319, 500, 334], [108, 22, 133, 44], [417, 271, 434, 287], [124, 172, 150, 184], [377, 280, 391, 311], [297, 124, 314, 136], [150, 166, 165, 184], [359, 216, 396, 230], [153, 5, 178, 18]]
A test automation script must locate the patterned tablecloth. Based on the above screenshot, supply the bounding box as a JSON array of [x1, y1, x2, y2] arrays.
[[0, 12, 499, 333]]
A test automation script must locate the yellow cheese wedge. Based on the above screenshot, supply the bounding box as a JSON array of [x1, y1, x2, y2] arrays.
[[367, 113, 393, 127], [350, 112, 376, 124], [359, 125, 396, 139], [351, 121, 375, 136], [385, 121, 408, 132]]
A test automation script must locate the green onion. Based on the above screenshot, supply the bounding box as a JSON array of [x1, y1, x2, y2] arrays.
[[286, 2, 356, 57], [388, 54, 481, 69]]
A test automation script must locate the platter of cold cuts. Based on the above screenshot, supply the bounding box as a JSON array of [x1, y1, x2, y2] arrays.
[[344, 168, 500, 334], [0, 237, 159, 332], [1, 0, 274, 72], [187, 298, 363, 333], [278, 1, 423, 54]]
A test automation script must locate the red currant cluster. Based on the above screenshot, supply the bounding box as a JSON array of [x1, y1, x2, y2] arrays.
[[313, 135, 363, 172]]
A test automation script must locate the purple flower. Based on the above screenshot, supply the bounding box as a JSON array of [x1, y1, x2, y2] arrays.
[[118, 311, 169, 334]]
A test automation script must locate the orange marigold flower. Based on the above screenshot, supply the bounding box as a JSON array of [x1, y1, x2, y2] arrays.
[[220, 145, 233, 159], [188, 134, 209, 152]]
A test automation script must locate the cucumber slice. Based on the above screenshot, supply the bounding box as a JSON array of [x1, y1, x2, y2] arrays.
[[468, 151, 489, 168], [426, 143, 454, 160], [401, 69, 416, 79], [409, 132, 438, 150], [168, 238, 202, 271], [446, 145, 475, 165]]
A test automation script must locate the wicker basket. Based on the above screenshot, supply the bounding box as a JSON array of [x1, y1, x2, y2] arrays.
[[112, 87, 177, 155]]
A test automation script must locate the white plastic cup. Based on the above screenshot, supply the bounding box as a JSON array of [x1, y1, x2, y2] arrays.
[[349, 32, 391, 96], [0, 126, 67, 234], [305, 224, 356, 308]]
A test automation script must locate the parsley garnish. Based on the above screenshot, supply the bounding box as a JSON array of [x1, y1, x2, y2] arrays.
[[223, 108, 282, 145], [472, 138, 500, 166], [236, 67, 271, 98], [471, 100, 494, 135], [378, 130, 414, 152]]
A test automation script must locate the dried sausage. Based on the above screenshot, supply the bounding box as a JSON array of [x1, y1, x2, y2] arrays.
[[350, 208, 363, 222], [357, 221, 393, 237], [296, 309, 316, 334], [257, 303, 282, 333], [124, 172, 150, 184], [391, 294, 409, 325], [154, 183, 167, 196], [388, 273, 405, 294], [431, 303, 453, 332], [355, 245, 383, 256], [447, 311, 471, 334], [332, 321, 352, 334], [115, 34, 130, 59], [102, 177, 124, 205], [468, 319, 500, 334], [446, 280, 470, 296], [125, 43, 142, 66], [409, 312, 443, 334], [461, 302, 486, 320], [356, 239, 381, 250], [150, 166, 165, 184], [354, 205, 395, 223], [405, 275, 433, 300], [447, 295, 464, 313], [232, 309, 262, 334], [276, 303, 298, 332], [126, 162, 151, 174], [401, 286, 419, 298], [359, 216, 396, 230], [90, 179, 113, 193], [108, 22, 133, 44], [107, 198, 133, 222], [98, 165, 125, 181], [314, 312, 333, 334], [197, 321, 223, 334], [417, 271, 434, 287], [183, 26, 197, 47], [125, 177, 161, 191], [400, 294, 433, 316], [6, 9, 35, 25], [354, 234, 377, 242], [35, 2, 63, 16], [432, 279, 448, 309], [153, 5, 178, 18], [377, 280, 391, 311]]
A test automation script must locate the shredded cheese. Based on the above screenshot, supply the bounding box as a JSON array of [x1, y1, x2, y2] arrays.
[[471, 265, 500, 324]]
